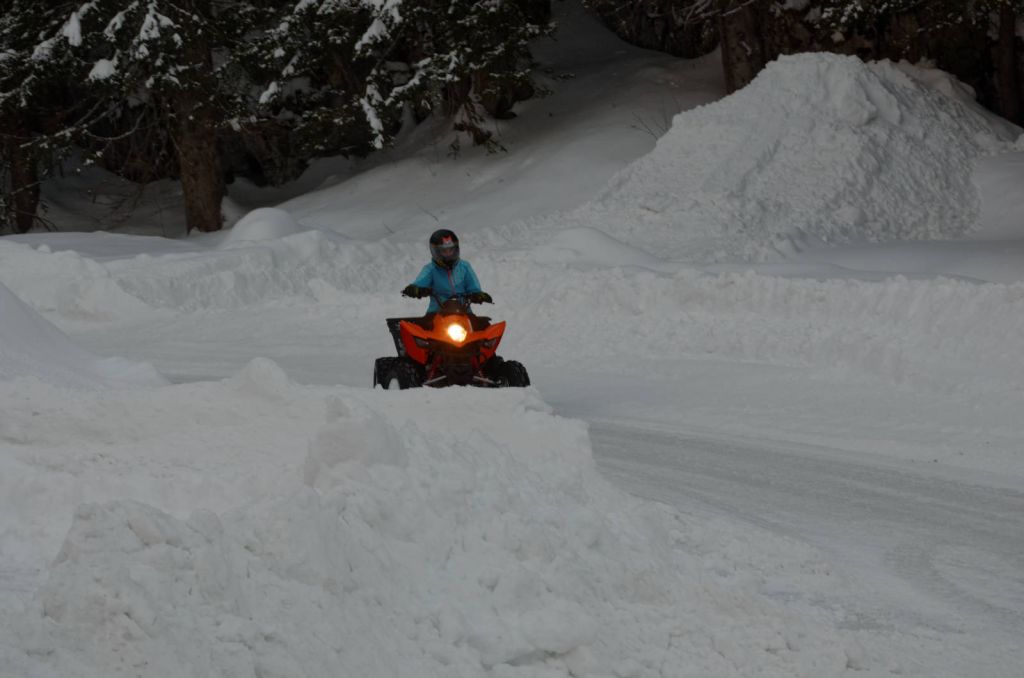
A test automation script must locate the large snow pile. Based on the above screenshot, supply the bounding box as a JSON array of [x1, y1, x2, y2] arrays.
[[0, 373, 854, 677], [972, 151, 1024, 239], [0, 280, 162, 387], [571, 53, 1019, 261]]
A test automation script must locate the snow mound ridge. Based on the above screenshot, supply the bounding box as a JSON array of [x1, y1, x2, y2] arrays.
[[109, 232, 414, 311], [2, 387, 851, 677], [497, 265, 1024, 395], [0, 280, 163, 387], [579, 53, 1018, 262], [220, 207, 306, 246], [0, 233, 420, 314]]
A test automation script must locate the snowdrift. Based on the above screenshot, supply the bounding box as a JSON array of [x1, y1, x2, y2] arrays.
[[0, 280, 162, 387], [220, 207, 307, 246], [571, 53, 1019, 261], [0, 230, 411, 314], [973, 151, 1024, 239], [0, 240, 162, 319], [0, 369, 852, 677], [493, 266, 1024, 396]]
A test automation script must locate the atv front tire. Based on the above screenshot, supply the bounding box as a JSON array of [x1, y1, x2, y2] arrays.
[[373, 357, 394, 388], [375, 357, 423, 390], [496, 359, 530, 388]]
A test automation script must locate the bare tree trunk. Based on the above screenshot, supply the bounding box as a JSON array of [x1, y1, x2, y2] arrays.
[[996, 3, 1021, 124], [719, 1, 768, 94], [2, 114, 40, 234], [173, 92, 224, 233], [171, 0, 224, 234]]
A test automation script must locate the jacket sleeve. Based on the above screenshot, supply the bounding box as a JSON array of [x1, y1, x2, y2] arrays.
[[462, 261, 482, 293], [412, 263, 434, 288]]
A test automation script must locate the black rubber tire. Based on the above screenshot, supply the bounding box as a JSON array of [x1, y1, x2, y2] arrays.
[[373, 357, 396, 388], [497, 359, 530, 388], [484, 356, 504, 383], [383, 358, 423, 390]]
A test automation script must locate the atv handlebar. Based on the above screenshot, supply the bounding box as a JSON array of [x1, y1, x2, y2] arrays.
[[401, 285, 431, 299], [401, 286, 492, 305]]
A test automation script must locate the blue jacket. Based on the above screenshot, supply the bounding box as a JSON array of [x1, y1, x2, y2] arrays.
[[412, 260, 482, 313]]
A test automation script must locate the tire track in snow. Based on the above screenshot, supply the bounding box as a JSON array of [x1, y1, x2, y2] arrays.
[[588, 419, 1024, 676]]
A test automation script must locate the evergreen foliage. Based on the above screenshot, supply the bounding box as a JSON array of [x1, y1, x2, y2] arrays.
[[1, 1, 80, 232], [254, 0, 551, 155], [0, 0, 554, 233], [0, 0, 1019, 235]]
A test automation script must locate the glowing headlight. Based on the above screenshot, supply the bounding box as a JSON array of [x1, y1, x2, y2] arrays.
[[446, 323, 468, 343]]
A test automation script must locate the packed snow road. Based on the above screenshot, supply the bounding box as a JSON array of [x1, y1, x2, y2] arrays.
[[589, 419, 1024, 677]]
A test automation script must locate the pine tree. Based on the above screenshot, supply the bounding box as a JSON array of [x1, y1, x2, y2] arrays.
[[1, 7, 37, 234], [28, 0, 272, 232], [965, 0, 1024, 123], [257, 0, 553, 155], [4, 1, 555, 235], [581, 0, 717, 58], [0, 1, 76, 233], [815, 0, 1023, 122], [588, 0, 1021, 119]]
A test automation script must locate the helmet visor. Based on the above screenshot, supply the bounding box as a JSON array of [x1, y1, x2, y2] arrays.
[[432, 240, 459, 263]]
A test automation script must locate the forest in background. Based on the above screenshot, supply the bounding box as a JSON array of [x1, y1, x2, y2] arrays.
[[2, 0, 1022, 236]]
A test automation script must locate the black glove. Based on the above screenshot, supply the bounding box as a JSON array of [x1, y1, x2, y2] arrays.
[[402, 285, 431, 299], [467, 291, 493, 304]]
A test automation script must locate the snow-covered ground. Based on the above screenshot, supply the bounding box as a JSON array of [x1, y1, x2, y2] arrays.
[[3, 2, 1024, 676]]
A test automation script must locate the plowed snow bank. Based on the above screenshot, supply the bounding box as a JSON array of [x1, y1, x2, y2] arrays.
[[0, 370, 852, 677], [572, 54, 1018, 261], [0, 281, 162, 387], [494, 266, 1024, 395]]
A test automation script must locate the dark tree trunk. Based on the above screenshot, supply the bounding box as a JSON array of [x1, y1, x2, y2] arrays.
[[996, 4, 1021, 124], [584, 0, 717, 59], [173, 92, 224, 233], [719, 1, 768, 93], [171, 0, 224, 233], [516, 0, 551, 25], [2, 114, 40, 234]]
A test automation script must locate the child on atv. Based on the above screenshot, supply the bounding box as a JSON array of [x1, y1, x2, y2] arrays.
[[378, 229, 528, 388], [402, 229, 492, 311]]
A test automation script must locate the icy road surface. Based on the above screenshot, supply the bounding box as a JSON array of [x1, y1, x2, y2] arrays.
[[590, 419, 1024, 676]]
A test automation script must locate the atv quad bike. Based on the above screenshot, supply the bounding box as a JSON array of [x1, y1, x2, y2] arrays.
[[373, 295, 530, 389]]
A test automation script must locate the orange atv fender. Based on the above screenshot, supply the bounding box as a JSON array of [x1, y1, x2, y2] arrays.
[[399, 317, 506, 365]]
